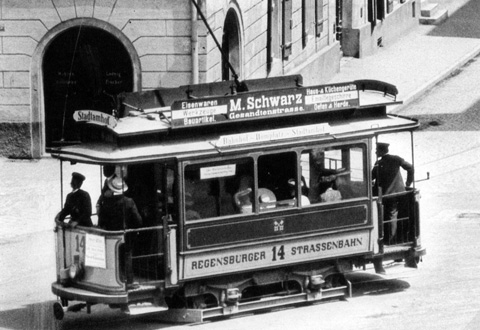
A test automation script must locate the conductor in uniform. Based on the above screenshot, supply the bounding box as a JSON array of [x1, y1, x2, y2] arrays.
[[55, 172, 93, 227]]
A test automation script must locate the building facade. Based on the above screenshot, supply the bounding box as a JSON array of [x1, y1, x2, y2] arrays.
[[342, 0, 419, 57], [0, 0, 417, 158]]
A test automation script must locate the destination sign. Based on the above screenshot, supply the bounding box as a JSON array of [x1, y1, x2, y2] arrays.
[[171, 82, 359, 128], [73, 110, 117, 129], [183, 231, 370, 279]]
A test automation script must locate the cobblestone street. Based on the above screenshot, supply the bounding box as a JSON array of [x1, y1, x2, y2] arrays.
[[0, 158, 59, 241]]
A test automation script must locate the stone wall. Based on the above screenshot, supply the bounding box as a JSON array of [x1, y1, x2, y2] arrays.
[[0, 0, 341, 158]]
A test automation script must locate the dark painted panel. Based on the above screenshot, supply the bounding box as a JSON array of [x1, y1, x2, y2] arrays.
[[187, 204, 368, 249]]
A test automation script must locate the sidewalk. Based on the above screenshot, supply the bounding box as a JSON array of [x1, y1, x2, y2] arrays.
[[328, 1, 480, 115]]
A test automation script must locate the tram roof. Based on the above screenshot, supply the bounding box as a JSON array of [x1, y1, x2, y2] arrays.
[[49, 77, 418, 164]]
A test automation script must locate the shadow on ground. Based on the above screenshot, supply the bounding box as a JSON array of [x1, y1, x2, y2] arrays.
[[346, 272, 410, 297], [428, 0, 480, 39], [0, 301, 160, 330], [0, 302, 61, 330]]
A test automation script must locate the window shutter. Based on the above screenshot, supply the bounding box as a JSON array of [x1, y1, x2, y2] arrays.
[[377, 0, 385, 20], [368, 0, 377, 27], [282, 0, 293, 59], [315, 0, 324, 37]]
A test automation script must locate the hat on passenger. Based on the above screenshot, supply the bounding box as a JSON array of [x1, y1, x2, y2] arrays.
[[258, 188, 276, 203], [72, 172, 86, 182], [107, 174, 128, 194]]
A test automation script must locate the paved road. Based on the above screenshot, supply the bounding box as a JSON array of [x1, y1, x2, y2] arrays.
[[2, 2, 480, 326], [2, 61, 480, 329]]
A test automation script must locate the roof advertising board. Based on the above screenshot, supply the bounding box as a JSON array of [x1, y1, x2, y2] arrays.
[[170, 82, 359, 128]]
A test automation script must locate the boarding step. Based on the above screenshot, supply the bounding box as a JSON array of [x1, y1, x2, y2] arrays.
[[421, 3, 439, 17], [152, 284, 351, 323], [384, 245, 411, 254], [124, 302, 168, 316]]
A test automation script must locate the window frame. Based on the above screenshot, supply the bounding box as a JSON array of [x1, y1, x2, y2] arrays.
[[180, 141, 370, 223], [299, 142, 370, 206]]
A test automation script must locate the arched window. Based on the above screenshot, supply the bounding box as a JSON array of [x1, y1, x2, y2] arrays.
[[43, 27, 133, 148], [222, 9, 241, 81]]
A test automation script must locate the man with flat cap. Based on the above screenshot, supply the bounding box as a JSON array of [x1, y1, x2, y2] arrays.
[[372, 142, 414, 274], [55, 172, 93, 227]]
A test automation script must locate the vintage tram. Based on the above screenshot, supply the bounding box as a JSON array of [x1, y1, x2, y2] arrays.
[[50, 75, 425, 322]]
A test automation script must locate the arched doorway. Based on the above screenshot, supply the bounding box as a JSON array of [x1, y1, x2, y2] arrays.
[[222, 8, 242, 81], [43, 26, 134, 148]]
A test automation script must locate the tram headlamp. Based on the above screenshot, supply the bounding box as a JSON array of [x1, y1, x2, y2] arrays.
[[415, 191, 422, 202], [225, 288, 241, 304], [308, 275, 325, 291], [68, 263, 83, 280], [310, 275, 325, 286], [415, 237, 422, 247]]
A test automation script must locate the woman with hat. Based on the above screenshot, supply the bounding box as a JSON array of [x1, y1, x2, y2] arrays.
[[55, 172, 93, 227]]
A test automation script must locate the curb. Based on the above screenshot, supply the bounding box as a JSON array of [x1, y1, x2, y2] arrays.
[[391, 43, 480, 114]]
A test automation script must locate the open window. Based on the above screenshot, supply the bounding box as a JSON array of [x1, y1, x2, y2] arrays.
[[258, 151, 300, 210], [301, 143, 368, 204]]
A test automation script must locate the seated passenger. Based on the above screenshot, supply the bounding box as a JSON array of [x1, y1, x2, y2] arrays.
[[98, 175, 142, 231], [234, 175, 254, 213], [185, 192, 201, 220], [258, 188, 276, 210], [287, 178, 310, 206], [320, 180, 342, 202]]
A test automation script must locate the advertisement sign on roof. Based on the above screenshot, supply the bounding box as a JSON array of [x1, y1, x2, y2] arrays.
[[170, 82, 359, 128]]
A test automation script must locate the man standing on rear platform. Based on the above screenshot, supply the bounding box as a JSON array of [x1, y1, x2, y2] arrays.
[[372, 142, 414, 274], [55, 172, 93, 227]]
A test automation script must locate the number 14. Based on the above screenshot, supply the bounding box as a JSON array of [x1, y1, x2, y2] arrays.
[[272, 245, 285, 261]]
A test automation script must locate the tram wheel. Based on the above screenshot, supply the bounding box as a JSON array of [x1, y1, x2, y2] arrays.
[[53, 302, 64, 320], [189, 294, 218, 309], [165, 293, 187, 309], [323, 273, 344, 289]]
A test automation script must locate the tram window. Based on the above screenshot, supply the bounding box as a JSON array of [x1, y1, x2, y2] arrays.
[[258, 152, 299, 210], [184, 158, 254, 220], [301, 144, 367, 204]]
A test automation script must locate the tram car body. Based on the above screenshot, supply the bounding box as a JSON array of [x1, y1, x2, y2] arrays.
[[50, 75, 425, 321]]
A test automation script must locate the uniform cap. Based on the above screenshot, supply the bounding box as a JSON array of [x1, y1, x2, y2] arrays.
[[376, 142, 390, 152], [72, 172, 86, 182]]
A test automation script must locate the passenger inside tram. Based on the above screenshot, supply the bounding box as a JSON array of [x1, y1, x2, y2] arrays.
[[256, 152, 299, 211], [319, 178, 342, 202], [184, 160, 253, 219], [288, 178, 310, 206], [303, 145, 367, 204], [234, 175, 253, 213]]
